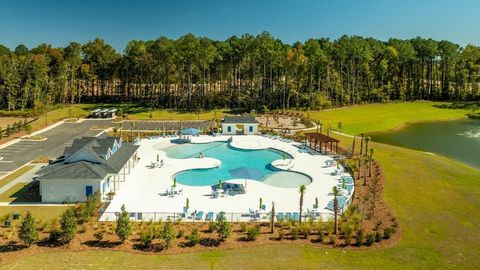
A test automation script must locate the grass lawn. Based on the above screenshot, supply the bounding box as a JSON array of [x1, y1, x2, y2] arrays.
[[308, 101, 472, 135], [0, 165, 35, 189], [31, 105, 92, 130], [127, 109, 228, 121], [0, 182, 38, 203], [2, 101, 480, 269], [0, 206, 67, 221]]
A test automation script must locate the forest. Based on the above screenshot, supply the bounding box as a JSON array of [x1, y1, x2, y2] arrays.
[[0, 32, 479, 112]]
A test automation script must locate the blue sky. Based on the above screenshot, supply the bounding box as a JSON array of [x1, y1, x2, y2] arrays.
[[0, 0, 479, 52]]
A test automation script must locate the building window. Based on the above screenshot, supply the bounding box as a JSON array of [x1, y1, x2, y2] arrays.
[[249, 126, 253, 132], [86, 186, 93, 196], [227, 126, 232, 132]]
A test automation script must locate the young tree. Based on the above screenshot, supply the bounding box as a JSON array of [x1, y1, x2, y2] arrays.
[[115, 204, 132, 242], [18, 211, 38, 246], [299, 184, 306, 224], [332, 186, 339, 235], [369, 148, 374, 176], [216, 212, 232, 241], [351, 135, 356, 156], [161, 220, 176, 249], [364, 136, 371, 156], [60, 208, 77, 243]]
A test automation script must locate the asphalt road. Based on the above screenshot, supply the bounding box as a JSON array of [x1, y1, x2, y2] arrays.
[[0, 120, 113, 172]]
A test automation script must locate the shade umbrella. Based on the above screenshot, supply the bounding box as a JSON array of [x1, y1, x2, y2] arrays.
[[180, 128, 201, 136], [229, 167, 263, 188]]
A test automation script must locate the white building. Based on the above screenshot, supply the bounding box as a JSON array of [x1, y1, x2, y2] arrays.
[[221, 115, 259, 135], [36, 136, 139, 203]]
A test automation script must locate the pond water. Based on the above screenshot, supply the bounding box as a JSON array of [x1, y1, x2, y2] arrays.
[[370, 119, 480, 169]]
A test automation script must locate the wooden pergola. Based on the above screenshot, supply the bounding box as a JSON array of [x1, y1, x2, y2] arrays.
[[305, 133, 340, 154]]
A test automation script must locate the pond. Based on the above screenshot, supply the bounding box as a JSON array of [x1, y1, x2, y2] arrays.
[[370, 119, 480, 169]]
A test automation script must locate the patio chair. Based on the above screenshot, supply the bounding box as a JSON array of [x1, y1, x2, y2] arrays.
[[205, 212, 214, 221], [276, 212, 285, 222], [195, 211, 204, 220], [293, 212, 300, 221]]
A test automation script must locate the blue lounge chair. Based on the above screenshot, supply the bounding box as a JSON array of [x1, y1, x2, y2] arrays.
[[205, 212, 214, 221], [276, 212, 284, 221], [285, 212, 292, 220], [293, 212, 300, 221], [195, 211, 204, 220]]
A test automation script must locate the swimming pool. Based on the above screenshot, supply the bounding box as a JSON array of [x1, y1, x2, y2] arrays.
[[162, 141, 312, 187]]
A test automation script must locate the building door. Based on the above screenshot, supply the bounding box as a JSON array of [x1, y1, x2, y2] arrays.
[[85, 186, 93, 197]]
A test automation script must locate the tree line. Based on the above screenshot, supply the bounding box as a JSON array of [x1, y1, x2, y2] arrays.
[[1, 32, 479, 112]]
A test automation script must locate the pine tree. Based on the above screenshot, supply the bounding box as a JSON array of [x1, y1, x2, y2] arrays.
[[18, 211, 38, 246], [60, 208, 77, 243], [115, 204, 132, 242]]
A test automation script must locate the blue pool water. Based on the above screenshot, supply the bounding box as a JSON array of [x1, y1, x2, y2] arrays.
[[162, 141, 311, 187]]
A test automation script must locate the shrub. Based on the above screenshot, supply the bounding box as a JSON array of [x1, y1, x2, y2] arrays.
[[246, 226, 260, 241], [188, 228, 201, 246], [49, 229, 62, 242], [94, 231, 104, 241], [115, 205, 132, 242], [18, 211, 38, 246], [375, 231, 382, 242], [355, 230, 364, 247], [60, 208, 77, 243], [240, 223, 247, 233], [176, 229, 185, 239], [140, 227, 156, 248], [300, 224, 311, 239], [365, 233, 375, 246], [383, 227, 393, 239], [161, 220, 176, 249], [277, 227, 285, 240], [207, 221, 216, 232], [78, 224, 87, 233], [329, 234, 337, 245], [216, 214, 232, 241], [290, 226, 299, 240]]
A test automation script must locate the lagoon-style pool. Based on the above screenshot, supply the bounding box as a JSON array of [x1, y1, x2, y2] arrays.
[[162, 141, 311, 187]]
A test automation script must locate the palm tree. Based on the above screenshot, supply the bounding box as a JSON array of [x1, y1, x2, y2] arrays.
[[364, 136, 371, 156], [359, 133, 364, 155], [332, 186, 339, 235], [369, 148, 374, 177], [351, 135, 356, 156], [363, 159, 368, 186], [270, 202, 275, 233], [299, 184, 306, 224], [263, 105, 269, 130]]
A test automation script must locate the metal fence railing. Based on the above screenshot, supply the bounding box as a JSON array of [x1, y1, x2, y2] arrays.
[[98, 210, 337, 223]]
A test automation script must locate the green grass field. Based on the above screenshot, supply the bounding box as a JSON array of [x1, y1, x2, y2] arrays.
[[0, 206, 67, 222], [0, 165, 35, 189], [309, 101, 471, 135], [2, 101, 479, 269]]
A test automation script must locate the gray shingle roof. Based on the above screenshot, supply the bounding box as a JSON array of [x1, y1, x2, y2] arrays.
[[38, 137, 139, 180], [222, 115, 258, 124]]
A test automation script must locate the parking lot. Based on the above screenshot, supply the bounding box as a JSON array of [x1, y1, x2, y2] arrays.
[[0, 120, 114, 173]]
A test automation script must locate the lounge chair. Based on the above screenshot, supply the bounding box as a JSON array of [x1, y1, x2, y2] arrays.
[[205, 212, 214, 221], [195, 211, 204, 220], [293, 212, 300, 221], [276, 212, 284, 222], [285, 212, 292, 220]]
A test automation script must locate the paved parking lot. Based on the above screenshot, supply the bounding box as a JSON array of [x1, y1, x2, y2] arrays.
[[0, 120, 113, 172]]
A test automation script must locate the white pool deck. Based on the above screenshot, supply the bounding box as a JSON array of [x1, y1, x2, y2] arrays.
[[100, 135, 353, 222]]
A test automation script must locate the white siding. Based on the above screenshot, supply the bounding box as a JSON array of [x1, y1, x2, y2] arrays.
[[243, 124, 259, 135], [65, 148, 100, 163], [222, 124, 237, 135], [40, 178, 101, 203]]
